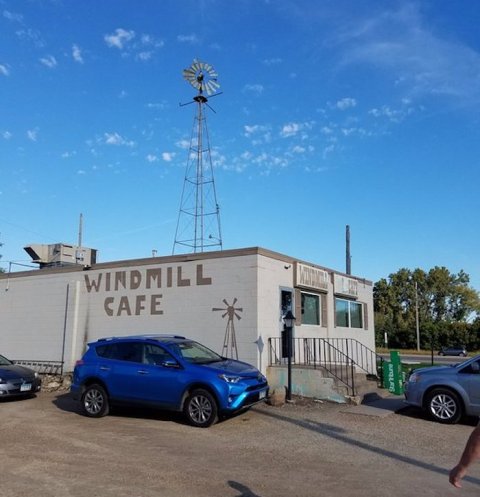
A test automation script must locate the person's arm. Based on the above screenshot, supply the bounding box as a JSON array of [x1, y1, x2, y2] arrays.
[[449, 424, 480, 488]]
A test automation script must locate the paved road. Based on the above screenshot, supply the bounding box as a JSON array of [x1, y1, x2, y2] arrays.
[[380, 353, 468, 366], [1, 391, 480, 497]]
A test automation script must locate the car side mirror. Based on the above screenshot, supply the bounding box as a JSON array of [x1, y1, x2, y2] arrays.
[[162, 359, 180, 369]]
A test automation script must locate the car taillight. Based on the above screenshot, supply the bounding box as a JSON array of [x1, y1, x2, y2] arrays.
[[75, 359, 85, 367]]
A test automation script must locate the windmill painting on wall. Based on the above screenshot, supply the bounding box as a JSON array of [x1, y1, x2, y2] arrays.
[[212, 298, 243, 359]]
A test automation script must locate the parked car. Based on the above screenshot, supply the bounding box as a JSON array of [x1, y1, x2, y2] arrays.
[[404, 355, 480, 424], [0, 354, 42, 398], [71, 334, 269, 427], [438, 346, 467, 357]]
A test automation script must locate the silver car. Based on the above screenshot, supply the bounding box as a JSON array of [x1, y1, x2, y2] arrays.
[[404, 355, 480, 424], [0, 354, 42, 398]]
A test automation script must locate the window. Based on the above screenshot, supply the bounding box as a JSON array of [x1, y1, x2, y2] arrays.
[[335, 298, 363, 329], [301, 292, 320, 325]]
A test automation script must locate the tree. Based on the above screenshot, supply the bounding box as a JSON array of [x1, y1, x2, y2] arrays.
[[374, 267, 480, 349]]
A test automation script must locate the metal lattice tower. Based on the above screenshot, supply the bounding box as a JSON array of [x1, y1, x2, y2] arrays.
[[173, 59, 223, 254]]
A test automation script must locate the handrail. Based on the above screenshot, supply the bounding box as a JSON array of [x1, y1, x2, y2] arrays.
[[268, 337, 356, 396], [321, 338, 383, 377]]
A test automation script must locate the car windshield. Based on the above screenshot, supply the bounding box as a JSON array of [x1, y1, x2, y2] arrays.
[[0, 354, 13, 366], [169, 341, 223, 364]]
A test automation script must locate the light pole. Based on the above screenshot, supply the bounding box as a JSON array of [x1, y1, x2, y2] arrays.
[[283, 310, 296, 401]]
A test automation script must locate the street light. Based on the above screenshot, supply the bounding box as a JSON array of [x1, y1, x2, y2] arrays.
[[283, 310, 296, 401]]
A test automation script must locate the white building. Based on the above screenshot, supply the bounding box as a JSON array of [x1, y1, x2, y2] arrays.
[[0, 247, 375, 382]]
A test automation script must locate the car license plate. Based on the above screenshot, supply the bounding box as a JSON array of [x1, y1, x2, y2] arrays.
[[20, 383, 32, 392], [259, 390, 266, 400]]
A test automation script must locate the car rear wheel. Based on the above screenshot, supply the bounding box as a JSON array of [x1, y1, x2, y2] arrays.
[[425, 388, 463, 424], [184, 389, 218, 428], [81, 384, 110, 418]]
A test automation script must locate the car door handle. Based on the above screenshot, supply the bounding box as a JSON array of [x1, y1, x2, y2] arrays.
[[99, 366, 111, 371], [137, 370, 149, 375]]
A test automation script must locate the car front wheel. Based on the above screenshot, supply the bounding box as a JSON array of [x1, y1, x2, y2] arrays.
[[81, 384, 110, 418], [184, 389, 218, 428], [425, 388, 463, 424]]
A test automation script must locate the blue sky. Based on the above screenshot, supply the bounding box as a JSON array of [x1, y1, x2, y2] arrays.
[[1, 0, 479, 291]]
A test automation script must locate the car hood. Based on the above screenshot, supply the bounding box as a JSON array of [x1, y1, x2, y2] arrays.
[[200, 359, 260, 377], [0, 364, 36, 380], [413, 364, 458, 375]]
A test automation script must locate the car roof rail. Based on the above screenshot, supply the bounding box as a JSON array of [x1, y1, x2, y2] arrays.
[[94, 334, 186, 342]]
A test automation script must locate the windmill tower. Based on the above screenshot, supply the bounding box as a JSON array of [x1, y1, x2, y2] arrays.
[[173, 59, 223, 254]]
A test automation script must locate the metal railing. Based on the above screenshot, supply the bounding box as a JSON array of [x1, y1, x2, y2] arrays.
[[13, 360, 64, 375], [268, 337, 357, 396], [321, 338, 383, 377]]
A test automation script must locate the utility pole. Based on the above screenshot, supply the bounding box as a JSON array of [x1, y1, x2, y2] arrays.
[[415, 281, 420, 351]]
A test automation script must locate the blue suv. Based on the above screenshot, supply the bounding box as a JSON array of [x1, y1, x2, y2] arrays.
[[71, 334, 269, 427]]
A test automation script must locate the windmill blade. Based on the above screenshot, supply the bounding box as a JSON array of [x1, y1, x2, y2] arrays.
[[192, 61, 201, 72], [222, 311, 229, 318], [222, 299, 230, 306], [232, 298, 238, 305], [212, 308, 225, 311], [209, 80, 220, 89], [234, 312, 242, 320]]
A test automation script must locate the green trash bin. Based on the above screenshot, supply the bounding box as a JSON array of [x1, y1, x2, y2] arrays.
[[383, 351, 404, 395]]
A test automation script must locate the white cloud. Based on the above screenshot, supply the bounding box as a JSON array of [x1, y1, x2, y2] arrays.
[[280, 121, 314, 138], [3, 10, 23, 22], [263, 58, 282, 66], [2, 131, 12, 140], [77, 169, 86, 175], [162, 152, 175, 162], [292, 145, 306, 154], [336, 97, 357, 110], [27, 129, 38, 141], [39, 55, 57, 68], [137, 51, 152, 61], [244, 124, 269, 137], [146, 154, 158, 162], [175, 139, 190, 149], [0, 64, 10, 76], [61, 151, 76, 158], [336, 4, 480, 102], [103, 132, 135, 147], [146, 101, 168, 110], [104, 28, 135, 49], [243, 84, 264, 96], [368, 105, 413, 122], [72, 44, 84, 64], [177, 34, 199, 44], [140, 34, 164, 48], [280, 122, 301, 138]]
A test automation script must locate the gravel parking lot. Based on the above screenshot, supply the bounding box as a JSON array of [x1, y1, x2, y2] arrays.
[[1, 391, 480, 497]]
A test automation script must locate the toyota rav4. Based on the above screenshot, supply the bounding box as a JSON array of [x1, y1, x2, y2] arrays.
[[71, 334, 269, 427]]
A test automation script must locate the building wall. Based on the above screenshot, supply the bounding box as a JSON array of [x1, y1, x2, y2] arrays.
[[0, 247, 375, 373]]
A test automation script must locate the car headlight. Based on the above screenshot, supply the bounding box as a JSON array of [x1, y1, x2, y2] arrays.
[[218, 374, 241, 384], [408, 372, 421, 383]]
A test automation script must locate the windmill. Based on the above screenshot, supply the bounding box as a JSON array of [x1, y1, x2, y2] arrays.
[[212, 298, 243, 359], [173, 59, 223, 254]]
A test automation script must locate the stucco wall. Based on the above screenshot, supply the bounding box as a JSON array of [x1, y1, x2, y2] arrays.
[[0, 247, 375, 375]]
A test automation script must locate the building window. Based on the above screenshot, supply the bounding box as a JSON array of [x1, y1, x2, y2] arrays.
[[335, 298, 363, 329], [301, 292, 320, 325]]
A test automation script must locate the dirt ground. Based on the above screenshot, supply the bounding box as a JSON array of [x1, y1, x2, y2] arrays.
[[1, 391, 480, 497]]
